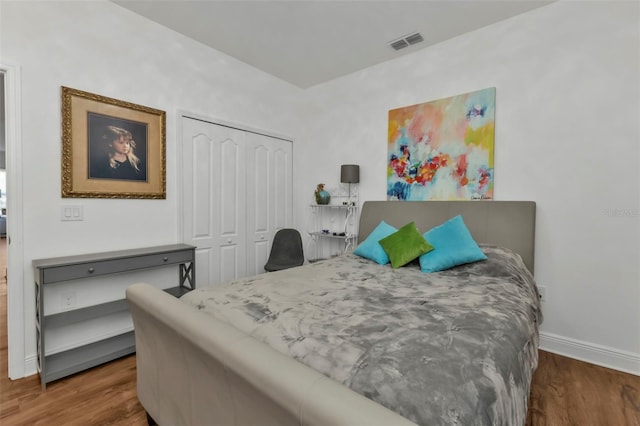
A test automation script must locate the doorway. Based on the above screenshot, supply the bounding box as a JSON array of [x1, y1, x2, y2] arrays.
[[0, 72, 7, 376], [1, 62, 25, 380], [0, 73, 6, 285]]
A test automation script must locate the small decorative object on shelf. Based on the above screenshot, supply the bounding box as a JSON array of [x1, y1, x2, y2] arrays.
[[315, 183, 331, 205]]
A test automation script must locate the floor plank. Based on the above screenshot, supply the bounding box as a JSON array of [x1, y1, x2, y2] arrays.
[[0, 236, 637, 424]]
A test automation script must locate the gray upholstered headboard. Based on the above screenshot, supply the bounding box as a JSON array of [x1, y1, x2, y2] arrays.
[[358, 201, 536, 273]]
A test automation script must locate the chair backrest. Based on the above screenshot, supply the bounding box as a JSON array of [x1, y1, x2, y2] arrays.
[[264, 228, 304, 272]]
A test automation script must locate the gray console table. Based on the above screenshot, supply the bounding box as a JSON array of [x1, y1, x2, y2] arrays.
[[33, 244, 196, 389]]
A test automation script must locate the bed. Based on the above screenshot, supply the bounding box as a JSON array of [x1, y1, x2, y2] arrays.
[[126, 200, 541, 426]]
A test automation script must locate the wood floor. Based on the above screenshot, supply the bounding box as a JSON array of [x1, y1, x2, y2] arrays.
[[0, 237, 638, 425], [527, 351, 639, 426]]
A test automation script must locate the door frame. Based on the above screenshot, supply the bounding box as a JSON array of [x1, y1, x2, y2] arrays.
[[2, 61, 26, 379]]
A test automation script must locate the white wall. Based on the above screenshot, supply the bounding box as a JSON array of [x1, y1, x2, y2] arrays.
[[0, 0, 302, 376], [295, 0, 639, 374]]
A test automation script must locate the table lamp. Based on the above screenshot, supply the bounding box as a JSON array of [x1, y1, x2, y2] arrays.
[[340, 164, 360, 204]]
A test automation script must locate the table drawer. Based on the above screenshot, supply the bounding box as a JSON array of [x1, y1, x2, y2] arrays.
[[42, 250, 194, 283]]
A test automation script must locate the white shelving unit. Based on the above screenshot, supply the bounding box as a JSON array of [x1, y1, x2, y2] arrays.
[[307, 195, 358, 262]]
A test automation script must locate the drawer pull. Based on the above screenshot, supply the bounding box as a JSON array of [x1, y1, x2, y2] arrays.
[[88, 267, 95, 273], [163, 257, 169, 262]]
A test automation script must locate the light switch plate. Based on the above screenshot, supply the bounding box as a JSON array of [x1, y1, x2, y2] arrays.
[[61, 205, 84, 221]]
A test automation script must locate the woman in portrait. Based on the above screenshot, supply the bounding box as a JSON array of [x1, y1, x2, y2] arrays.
[[91, 125, 145, 181]]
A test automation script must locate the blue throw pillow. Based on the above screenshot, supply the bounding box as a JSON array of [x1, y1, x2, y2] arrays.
[[419, 215, 487, 273], [353, 220, 398, 264]]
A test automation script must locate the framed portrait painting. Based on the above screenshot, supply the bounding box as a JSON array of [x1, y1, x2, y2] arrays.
[[61, 86, 166, 198]]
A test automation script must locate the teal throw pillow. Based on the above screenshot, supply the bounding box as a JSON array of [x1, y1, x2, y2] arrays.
[[379, 222, 434, 269], [419, 215, 487, 273], [353, 221, 398, 264]]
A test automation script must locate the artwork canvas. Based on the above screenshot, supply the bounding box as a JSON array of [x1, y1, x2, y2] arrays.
[[387, 87, 495, 201]]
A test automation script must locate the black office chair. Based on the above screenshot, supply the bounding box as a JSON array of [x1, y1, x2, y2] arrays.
[[264, 228, 304, 272]]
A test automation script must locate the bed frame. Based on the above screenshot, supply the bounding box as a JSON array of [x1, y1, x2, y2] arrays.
[[359, 200, 536, 273], [127, 200, 536, 425]]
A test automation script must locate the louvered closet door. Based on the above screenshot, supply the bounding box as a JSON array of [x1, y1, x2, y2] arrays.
[[245, 132, 293, 276], [182, 117, 247, 286]]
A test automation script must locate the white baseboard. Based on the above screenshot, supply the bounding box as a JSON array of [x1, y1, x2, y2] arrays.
[[540, 331, 640, 376], [23, 353, 38, 378]]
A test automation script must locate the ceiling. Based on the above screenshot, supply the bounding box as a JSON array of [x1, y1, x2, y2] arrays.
[[113, 1, 553, 88]]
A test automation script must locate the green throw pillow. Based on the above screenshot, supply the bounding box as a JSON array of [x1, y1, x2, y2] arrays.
[[379, 222, 434, 268]]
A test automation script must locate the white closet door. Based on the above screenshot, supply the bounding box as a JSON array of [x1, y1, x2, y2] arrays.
[[182, 117, 247, 286], [245, 133, 293, 276]]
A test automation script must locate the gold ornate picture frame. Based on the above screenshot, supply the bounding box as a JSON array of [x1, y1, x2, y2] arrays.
[[61, 86, 166, 199]]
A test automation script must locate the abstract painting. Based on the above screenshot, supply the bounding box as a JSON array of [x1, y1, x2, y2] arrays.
[[387, 87, 495, 201]]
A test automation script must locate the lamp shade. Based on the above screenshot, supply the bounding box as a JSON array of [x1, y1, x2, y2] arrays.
[[340, 164, 360, 183]]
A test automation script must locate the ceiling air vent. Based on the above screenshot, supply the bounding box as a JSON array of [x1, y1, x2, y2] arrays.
[[390, 39, 409, 51], [388, 32, 424, 51], [405, 32, 424, 45]]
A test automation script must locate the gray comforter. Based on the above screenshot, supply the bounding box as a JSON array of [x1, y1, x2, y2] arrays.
[[181, 245, 542, 425]]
